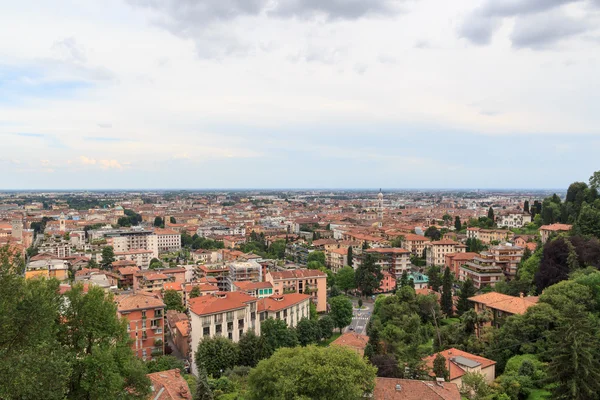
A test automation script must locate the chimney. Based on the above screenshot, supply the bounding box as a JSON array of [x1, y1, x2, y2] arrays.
[[395, 384, 402, 391], [436, 377, 445, 387], [520, 292, 524, 298]]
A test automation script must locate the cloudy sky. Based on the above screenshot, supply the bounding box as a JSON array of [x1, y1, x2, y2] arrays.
[[1, 0, 599, 189]]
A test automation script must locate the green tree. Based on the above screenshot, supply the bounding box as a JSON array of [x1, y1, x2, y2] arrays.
[[487, 207, 495, 222], [170, 216, 177, 224], [589, 170, 600, 191], [60, 284, 151, 399], [149, 257, 163, 270], [460, 372, 492, 400], [261, 318, 298, 357], [195, 364, 214, 400], [247, 345, 376, 400], [433, 353, 449, 381], [454, 216, 462, 231], [546, 304, 600, 400], [318, 315, 334, 340], [355, 253, 383, 297], [336, 266, 356, 293], [307, 260, 325, 270], [329, 296, 353, 333], [347, 246, 353, 268], [296, 317, 321, 346], [310, 302, 318, 320], [307, 251, 326, 265], [163, 289, 185, 312], [441, 267, 453, 316], [87, 258, 98, 269], [146, 355, 185, 374], [399, 270, 409, 288], [427, 265, 442, 292], [575, 203, 600, 237], [190, 286, 201, 299], [524, 200, 530, 213], [101, 246, 115, 269], [424, 226, 441, 241], [456, 278, 476, 316], [237, 331, 264, 368], [195, 337, 239, 378]]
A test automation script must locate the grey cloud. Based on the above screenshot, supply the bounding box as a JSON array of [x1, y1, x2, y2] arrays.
[[270, 0, 400, 20], [52, 37, 87, 63], [511, 11, 590, 48], [460, 0, 597, 48], [97, 123, 113, 128], [377, 54, 397, 64]]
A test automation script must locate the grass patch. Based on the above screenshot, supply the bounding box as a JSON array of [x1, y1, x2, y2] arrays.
[[441, 318, 460, 326], [319, 333, 342, 347], [527, 389, 551, 400]]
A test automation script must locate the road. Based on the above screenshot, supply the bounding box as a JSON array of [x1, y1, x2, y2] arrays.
[[344, 300, 373, 335]]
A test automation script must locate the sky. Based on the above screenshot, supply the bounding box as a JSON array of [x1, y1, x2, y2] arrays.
[[0, 0, 599, 190]]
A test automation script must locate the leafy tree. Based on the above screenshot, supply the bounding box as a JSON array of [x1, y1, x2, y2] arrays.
[[310, 302, 318, 320], [247, 345, 376, 400], [170, 216, 177, 224], [149, 258, 163, 270], [456, 278, 476, 316], [163, 289, 186, 312], [307, 251, 326, 265], [575, 202, 600, 237], [347, 246, 353, 268], [424, 226, 441, 241], [146, 355, 185, 374], [260, 318, 298, 357], [441, 267, 453, 316], [329, 296, 353, 333], [433, 353, 449, 381], [370, 354, 402, 378], [487, 207, 495, 222], [524, 200, 530, 213], [195, 364, 214, 400], [60, 285, 151, 399], [546, 304, 600, 400], [267, 240, 286, 259], [398, 270, 409, 288], [195, 337, 239, 378], [590, 170, 600, 191], [101, 246, 115, 269], [318, 315, 334, 340], [442, 214, 452, 224], [329, 285, 342, 298], [307, 260, 325, 270], [336, 266, 356, 293], [427, 265, 442, 292], [87, 258, 98, 269], [460, 372, 493, 400], [237, 331, 264, 368], [358, 298, 363, 308], [296, 318, 321, 346], [355, 253, 383, 296], [454, 216, 462, 231], [187, 286, 200, 299]]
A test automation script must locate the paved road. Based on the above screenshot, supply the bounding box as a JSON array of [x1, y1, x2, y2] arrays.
[[344, 300, 374, 335]]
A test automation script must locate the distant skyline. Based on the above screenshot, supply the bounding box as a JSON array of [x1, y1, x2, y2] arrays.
[[1, 0, 599, 189]]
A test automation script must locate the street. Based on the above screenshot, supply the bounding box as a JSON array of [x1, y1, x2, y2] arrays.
[[344, 299, 373, 335]]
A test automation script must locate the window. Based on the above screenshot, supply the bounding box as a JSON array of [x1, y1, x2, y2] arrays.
[[260, 312, 266, 321], [203, 327, 210, 336], [228, 322, 233, 331], [142, 320, 146, 329], [238, 319, 244, 328], [216, 324, 222, 334], [239, 329, 243, 338], [141, 311, 146, 319], [276, 311, 280, 320], [228, 332, 233, 340], [226, 312, 234, 321]]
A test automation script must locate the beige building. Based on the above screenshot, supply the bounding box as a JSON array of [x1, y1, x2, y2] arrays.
[[466, 228, 513, 244], [154, 228, 182, 253], [539, 223, 572, 243], [401, 233, 430, 257], [426, 240, 466, 267], [326, 247, 348, 273], [115, 249, 153, 269], [497, 212, 532, 228], [359, 248, 411, 278], [256, 293, 311, 329], [423, 348, 496, 387], [266, 269, 327, 312]]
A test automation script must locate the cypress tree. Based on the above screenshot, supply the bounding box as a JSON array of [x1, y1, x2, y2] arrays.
[[347, 246, 353, 268], [441, 267, 453, 317], [194, 364, 214, 400]]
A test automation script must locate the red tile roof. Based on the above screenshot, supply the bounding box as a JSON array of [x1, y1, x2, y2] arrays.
[[115, 292, 165, 312], [256, 293, 311, 312], [188, 292, 256, 316], [147, 369, 192, 399], [468, 292, 539, 315], [367, 247, 410, 254], [331, 332, 369, 351], [269, 269, 327, 280], [373, 378, 460, 400], [539, 223, 572, 231], [423, 348, 495, 382]]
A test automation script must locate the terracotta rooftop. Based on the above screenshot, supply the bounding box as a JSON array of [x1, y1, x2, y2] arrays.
[[188, 291, 256, 316], [373, 377, 460, 400], [118, 266, 140, 275], [147, 369, 192, 400], [269, 268, 327, 280], [539, 223, 572, 231], [115, 292, 165, 312], [154, 228, 180, 235], [331, 332, 369, 351], [403, 234, 429, 241], [257, 293, 311, 312], [232, 281, 273, 291], [430, 240, 460, 246], [367, 247, 410, 254], [468, 292, 539, 315], [423, 348, 495, 382]]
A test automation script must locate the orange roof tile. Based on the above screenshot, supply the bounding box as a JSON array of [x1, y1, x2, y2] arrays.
[[256, 293, 311, 312], [115, 292, 165, 312], [373, 377, 460, 400], [147, 369, 192, 400], [468, 292, 539, 315], [269, 269, 326, 280], [188, 292, 256, 316], [331, 332, 369, 351], [423, 348, 495, 381]]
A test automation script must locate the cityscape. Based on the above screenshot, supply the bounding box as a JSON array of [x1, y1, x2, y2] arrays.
[[2, 0, 600, 399]]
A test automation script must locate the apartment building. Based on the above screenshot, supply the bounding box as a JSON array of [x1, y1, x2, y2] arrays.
[[102, 229, 159, 259], [426, 240, 466, 267], [459, 257, 505, 289], [256, 293, 311, 328], [189, 292, 259, 374], [37, 242, 72, 258], [360, 248, 411, 278], [423, 348, 496, 387], [327, 247, 347, 273], [114, 249, 153, 269], [539, 223, 572, 243], [469, 292, 539, 336], [196, 265, 230, 291], [265, 269, 327, 312], [466, 228, 514, 244], [231, 281, 274, 298], [497, 212, 532, 228], [116, 292, 165, 361], [154, 228, 182, 253], [445, 252, 479, 278], [227, 260, 263, 291], [401, 233, 430, 257], [487, 245, 524, 279]]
